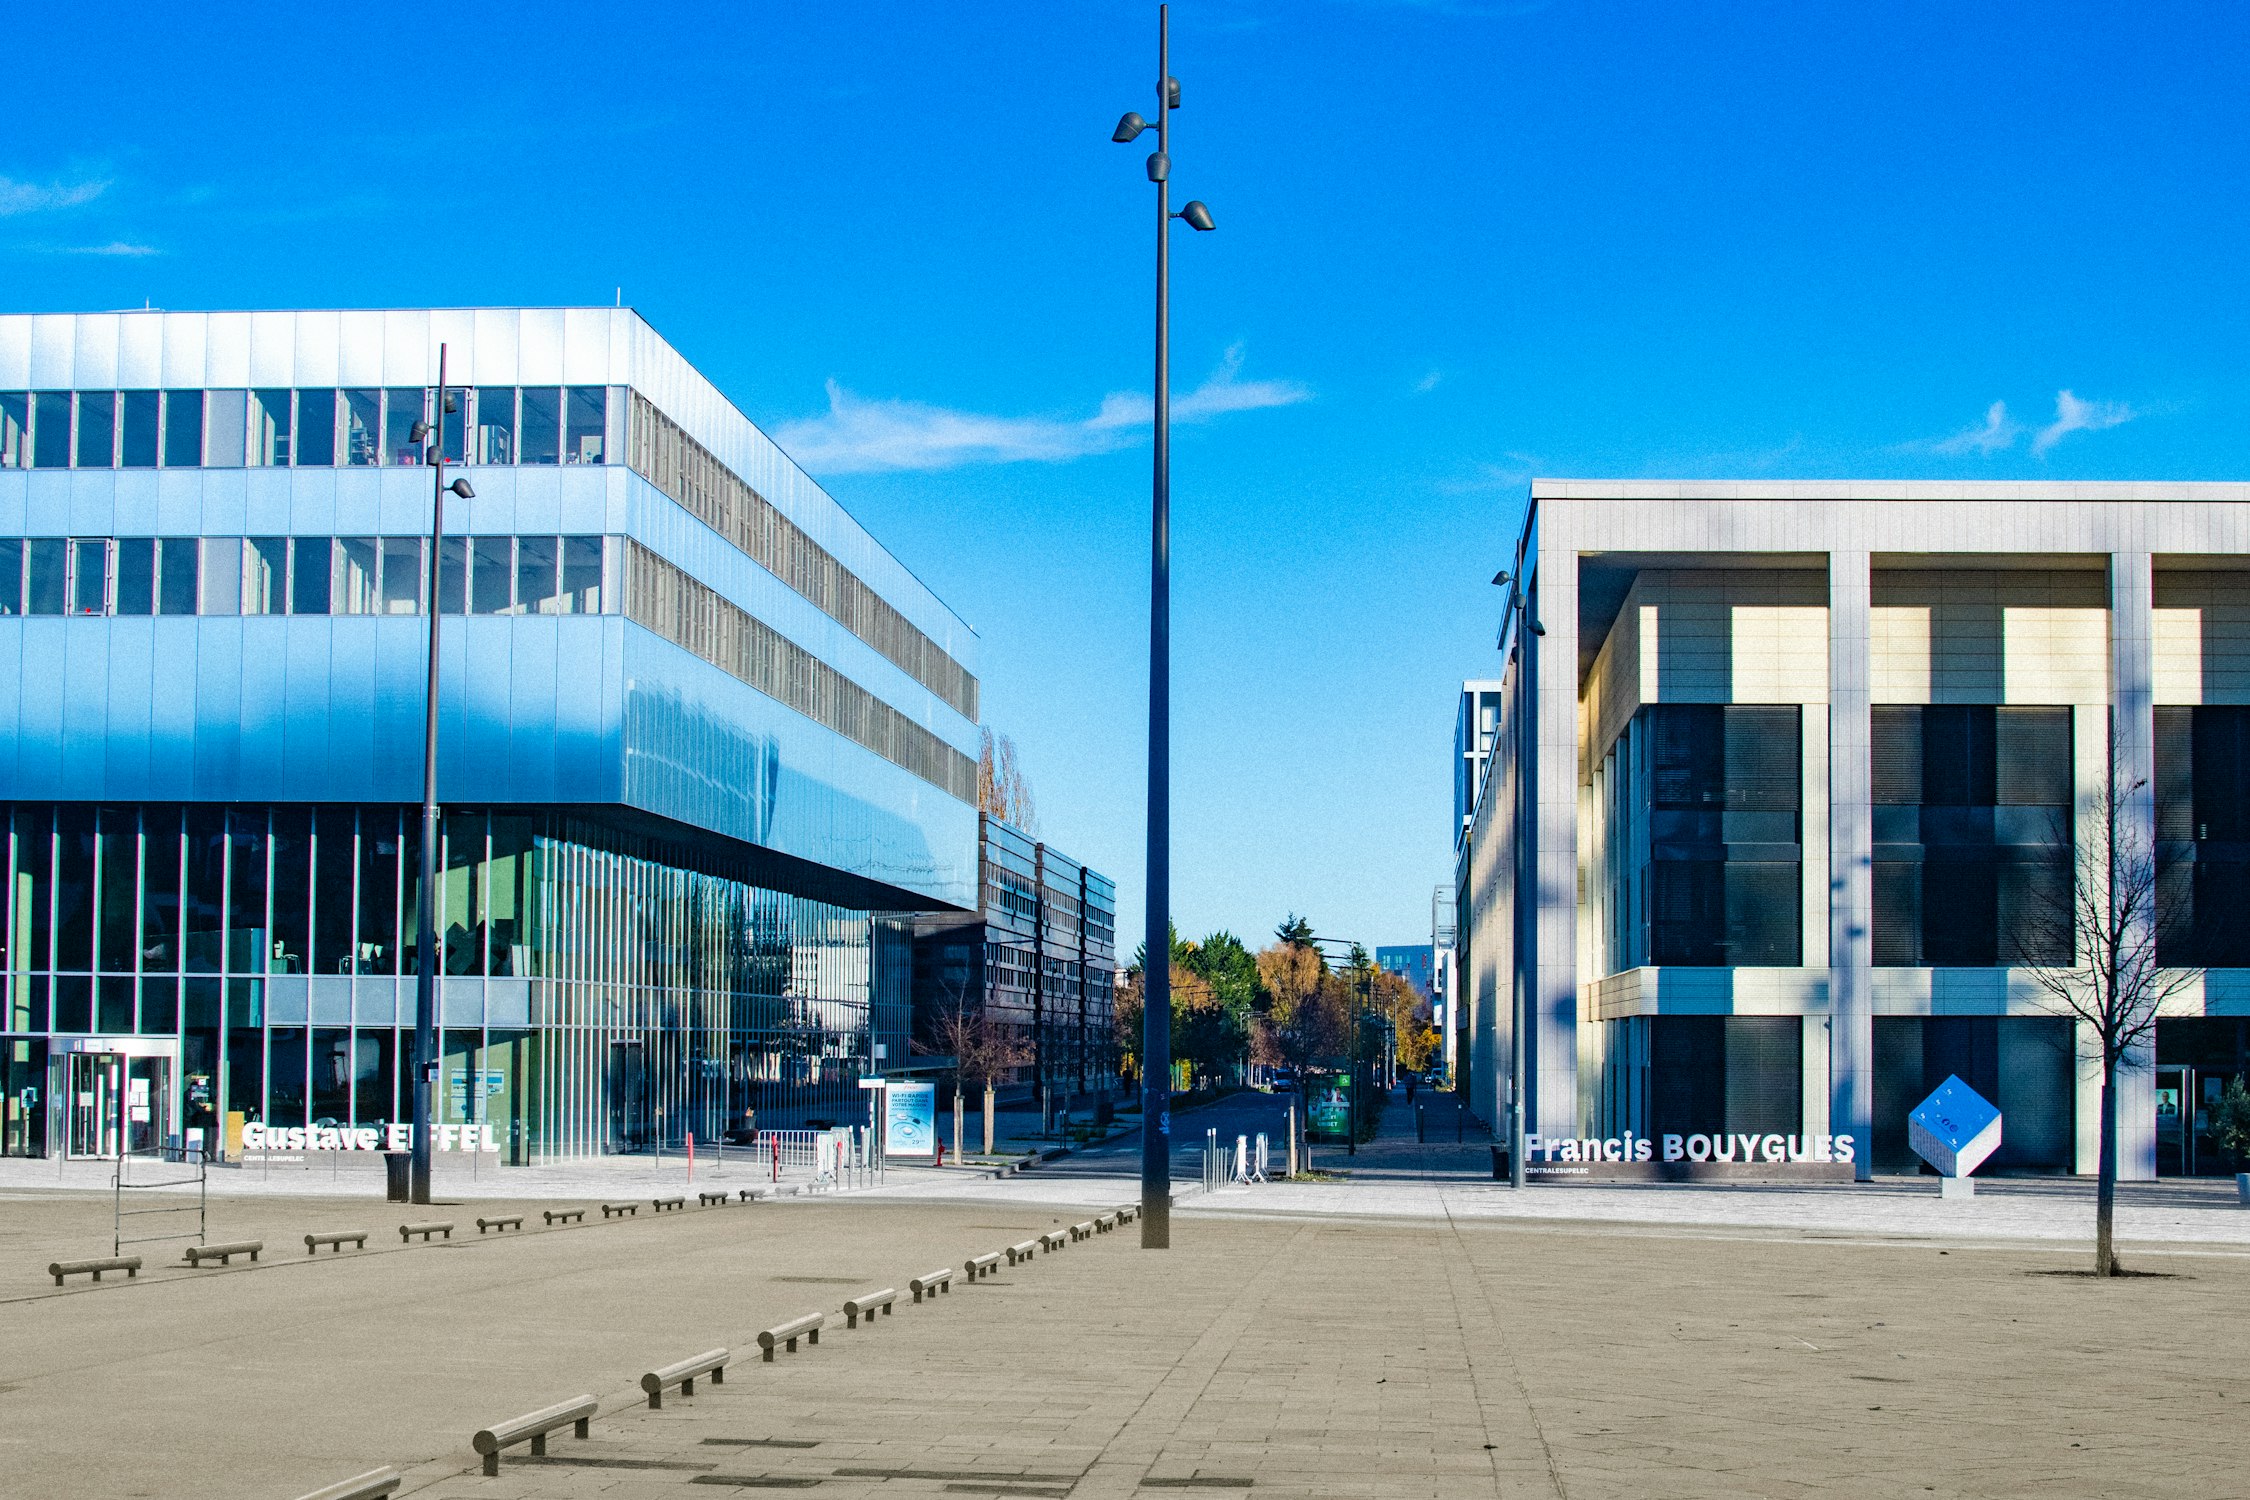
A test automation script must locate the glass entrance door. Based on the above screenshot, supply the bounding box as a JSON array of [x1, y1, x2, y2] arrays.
[[125, 1056, 172, 1156], [66, 1052, 124, 1159], [2157, 1064, 2244, 1176], [609, 1041, 648, 1153]]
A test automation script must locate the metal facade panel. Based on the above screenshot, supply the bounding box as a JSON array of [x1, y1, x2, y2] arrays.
[[203, 314, 251, 388], [118, 314, 162, 389], [0, 316, 29, 385], [336, 310, 387, 387], [247, 310, 296, 386], [158, 313, 207, 388], [29, 313, 77, 387], [71, 314, 120, 389], [380, 309, 429, 386], [470, 308, 522, 384], [293, 310, 342, 387]]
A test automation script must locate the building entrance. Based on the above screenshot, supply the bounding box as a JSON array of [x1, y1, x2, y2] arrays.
[[63, 1050, 174, 1159], [2156, 1065, 2243, 1178]]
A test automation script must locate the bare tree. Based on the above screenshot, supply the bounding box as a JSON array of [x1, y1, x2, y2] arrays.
[[2019, 761, 2199, 1277], [934, 1005, 1030, 1158], [978, 728, 1038, 834]]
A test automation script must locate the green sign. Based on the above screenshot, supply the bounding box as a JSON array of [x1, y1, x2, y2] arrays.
[[1308, 1087, 1350, 1139]]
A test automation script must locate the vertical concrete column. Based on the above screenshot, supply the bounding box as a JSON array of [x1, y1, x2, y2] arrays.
[[1532, 534, 1582, 1142], [2111, 550, 2158, 1181], [1828, 549, 1874, 1180]]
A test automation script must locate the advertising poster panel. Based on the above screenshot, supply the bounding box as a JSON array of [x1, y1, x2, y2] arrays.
[[884, 1079, 937, 1157]]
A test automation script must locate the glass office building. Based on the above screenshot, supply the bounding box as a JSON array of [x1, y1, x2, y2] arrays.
[[0, 308, 979, 1162]]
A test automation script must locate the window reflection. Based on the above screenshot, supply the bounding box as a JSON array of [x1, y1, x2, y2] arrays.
[[115, 539, 155, 616], [158, 538, 199, 615], [163, 391, 203, 467], [75, 392, 115, 469], [120, 392, 160, 469], [380, 536, 422, 614], [297, 389, 337, 467], [291, 537, 332, 614], [200, 538, 242, 615], [383, 388, 423, 466], [250, 390, 292, 466], [31, 393, 69, 468], [344, 390, 381, 466], [26, 540, 67, 615], [441, 387, 466, 464], [71, 540, 109, 615], [472, 536, 513, 614], [565, 387, 606, 464], [205, 390, 247, 468], [0, 540, 21, 615], [475, 388, 516, 464], [520, 387, 560, 465], [516, 536, 558, 614], [335, 537, 378, 614], [0, 393, 25, 468], [245, 538, 287, 615], [561, 536, 604, 613]]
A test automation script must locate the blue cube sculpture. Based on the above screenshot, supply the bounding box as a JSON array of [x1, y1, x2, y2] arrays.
[[1908, 1075, 2002, 1178]]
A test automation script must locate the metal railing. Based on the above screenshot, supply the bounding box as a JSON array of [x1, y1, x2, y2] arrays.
[[113, 1144, 208, 1258]]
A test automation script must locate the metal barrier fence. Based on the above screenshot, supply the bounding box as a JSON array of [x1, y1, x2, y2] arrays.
[[114, 1144, 207, 1258], [749, 1129, 884, 1190]]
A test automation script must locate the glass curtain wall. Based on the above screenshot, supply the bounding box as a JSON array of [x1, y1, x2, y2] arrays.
[[0, 804, 901, 1161]]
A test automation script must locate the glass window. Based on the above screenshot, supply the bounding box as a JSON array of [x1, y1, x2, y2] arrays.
[[334, 537, 378, 614], [120, 391, 160, 468], [311, 810, 354, 975], [520, 387, 561, 465], [438, 536, 467, 614], [343, 390, 381, 466], [157, 538, 199, 615], [141, 806, 181, 973], [54, 807, 94, 973], [358, 813, 400, 975], [291, 537, 332, 614], [474, 387, 516, 464], [200, 537, 241, 615], [560, 536, 604, 613], [380, 536, 423, 614], [471, 536, 513, 614], [269, 810, 309, 973], [565, 387, 607, 464], [250, 390, 292, 466], [244, 538, 287, 616], [71, 540, 109, 615], [312, 1027, 352, 1121], [354, 1030, 395, 1125], [32, 392, 71, 468], [141, 978, 178, 1034], [0, 392, 25, 467], [384, 388, 424, 466], [205, 389, 247, 468], [296, 389, 336, 467], [441, 388, 466, 464], [75, 392, 117, 468], [228, 810, 268, 974], [162, 390, 204, 467], [0, 539, 22, 615], [183, 807, 226, 973], [115, 539, 155, 615], [516, 536, 558, 615], [267, 1028, 307, 1126], [97, 808, 137, 974]]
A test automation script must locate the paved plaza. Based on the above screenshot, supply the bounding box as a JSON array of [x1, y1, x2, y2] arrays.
[[8, 1097, 2250, 1499]]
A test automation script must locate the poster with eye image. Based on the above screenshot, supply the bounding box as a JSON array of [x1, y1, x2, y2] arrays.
[[884, 1080, 937, 1157]]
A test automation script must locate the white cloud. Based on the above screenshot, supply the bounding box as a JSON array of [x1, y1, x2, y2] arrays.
[[774, 344, 1310, 475], [1931, 400, 2020, 455], [0, 174, 109, 216], [1435, 452, 1539, 495], [1414, 370, 1443, 394], [2034, 389, 2134, 454]]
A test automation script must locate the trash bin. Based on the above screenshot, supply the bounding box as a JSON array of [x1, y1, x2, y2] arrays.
[[1490, 1145, 1510, 1181], [384, 1151, 411, 1203]]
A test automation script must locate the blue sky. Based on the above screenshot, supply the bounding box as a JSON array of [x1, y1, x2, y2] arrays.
[[6, 3, 2250, 956]]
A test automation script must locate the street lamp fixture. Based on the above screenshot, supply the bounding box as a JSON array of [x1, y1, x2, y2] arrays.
[[1113, 1, 1215, 1251], [406, 347, 473, 1205]]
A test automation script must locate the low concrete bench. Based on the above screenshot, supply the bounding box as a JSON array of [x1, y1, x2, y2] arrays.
[[965, 1252, 1001, 1281], [640, 1347, 728, 1408], [48, 1255, 139, 1287], [399, 1222, 453, 1244], [698, 1190, 729, 1207], [843, 1288, 896, 1328], [1069, 1221, 1095, 1242], [1117, 1203, 1140, 1223], [757, 1312, 823, 1360], [185, 1240, 263, 1267], [1005, 1240, 1040, 1267], [471, 1394, 596, 1476], [291, 1465, 401, 1500], [1039, 1231, 1068, 1253], [652, 1195, 686, 1213], [601, 1201, 638, 1219], [910, 1268, 953, 1302], [1094, 1213, 1118, 1233], [737, 1188, 766, 1203], [304, 1230, 369, 1255], [477, 1215, 523, 1235], [543, 1208, 586, 1226]]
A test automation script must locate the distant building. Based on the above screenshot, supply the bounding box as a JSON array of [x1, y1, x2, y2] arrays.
[[1431, 884, 1459, 1079], [1456, 680, 1506, 852], [1375, 945, 1433, 1001], [911, 814, 1118, 1103]]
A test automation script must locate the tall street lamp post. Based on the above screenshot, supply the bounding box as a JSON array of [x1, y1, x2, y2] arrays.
[[1113, 2, 1216, 1250], [408, 345, 475, 1206]]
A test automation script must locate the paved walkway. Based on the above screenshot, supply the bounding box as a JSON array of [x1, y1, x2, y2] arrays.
[[10, 1087, 2250, 1498]]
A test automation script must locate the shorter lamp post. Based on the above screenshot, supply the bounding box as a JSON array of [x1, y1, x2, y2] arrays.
[[407, 346, 476, 1206]]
